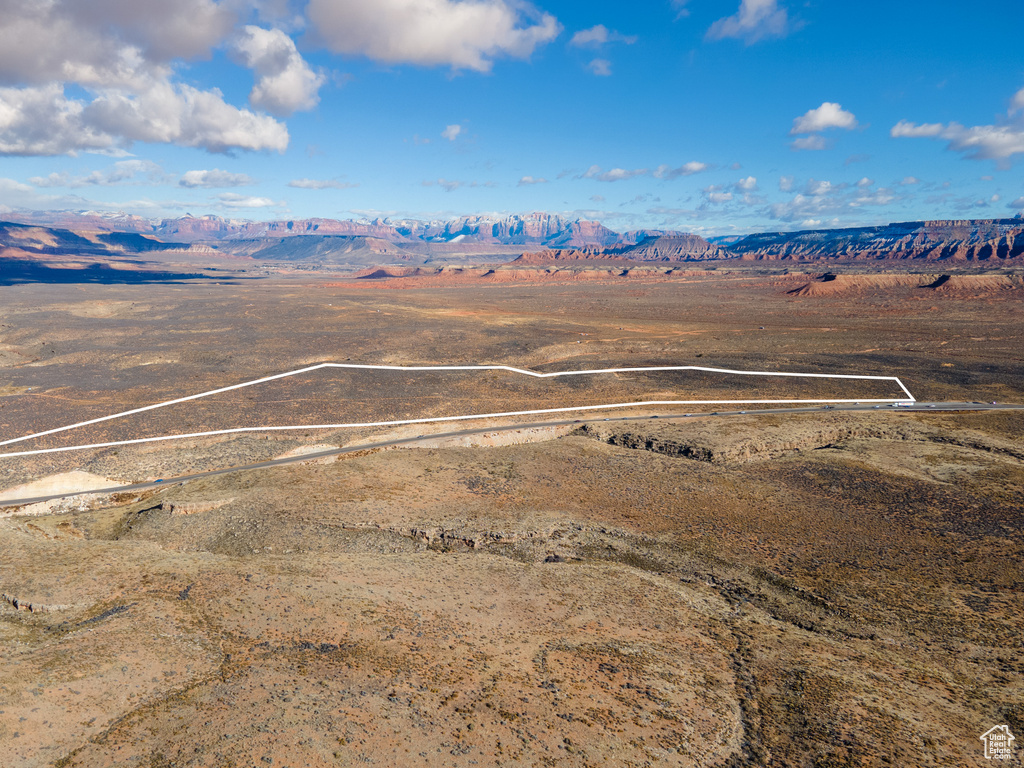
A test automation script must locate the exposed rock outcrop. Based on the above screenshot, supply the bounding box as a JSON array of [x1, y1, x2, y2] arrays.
[[732, 219, 1024, 261]]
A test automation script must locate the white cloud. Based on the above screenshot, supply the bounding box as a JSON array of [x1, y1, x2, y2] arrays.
[[856, 177, 873, 187], [0, 84, 113, 155], [653, 161, 709, 179], [306, 0, 561, 73], [442, 124, 463, 141], [29, 160, 166, 188], [288, 178, 358, 189], [216, 193, 280, 208], [179, 169, 255, 188], [778, 175, 794, 192], [1, 177, 44, 196], [736, 175, 757, 191], [0, 0, 233, 88], [702, 185, 733, 204], [767, 185, 900, 222], [899, 176, 919, 186], [1010, 87, 1024, 115], [670, 0, 692, 18], [582, 165, 646, 182], [1010, 196, 1024, 210], [790, 135, 826, 151], [0, 2, 291, 157], [569, 25, 637, 47], [892, 88, 1024, 164], [232, 26, 325, 117], [892, 119, 1024, 163], [890, 120, 944, 138], [84, 81, 289, 154], [706, 0, 792, 44], [518, 175, 547, 185], [791, 102, 858, 134], [587, 58, 612, 76]]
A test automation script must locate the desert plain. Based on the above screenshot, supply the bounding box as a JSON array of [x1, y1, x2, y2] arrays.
[[1, 261, 1022, 767]]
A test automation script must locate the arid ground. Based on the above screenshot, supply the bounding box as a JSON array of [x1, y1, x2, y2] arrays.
[[1, 264, 1022, 767]]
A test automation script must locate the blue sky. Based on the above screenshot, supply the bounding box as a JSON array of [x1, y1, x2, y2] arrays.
[[0, 0, 1022, 235]]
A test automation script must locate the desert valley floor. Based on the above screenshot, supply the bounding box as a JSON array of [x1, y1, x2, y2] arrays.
[[1, 264, 1022, 767]]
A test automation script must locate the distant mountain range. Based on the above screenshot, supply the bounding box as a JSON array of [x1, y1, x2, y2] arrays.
[[729, 218, 1024, 262], [1, 211, 1022, 265]]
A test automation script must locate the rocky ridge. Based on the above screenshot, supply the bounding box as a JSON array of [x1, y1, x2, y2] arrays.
[[731, 218, 1024, 261], [4, 211, 1024, 265]]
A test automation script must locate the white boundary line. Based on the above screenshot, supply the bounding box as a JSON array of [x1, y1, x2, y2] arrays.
[[0, 363, 915, 459]]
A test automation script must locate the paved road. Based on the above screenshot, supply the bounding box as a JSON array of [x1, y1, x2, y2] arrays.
[[2, 401, 1020, 508]]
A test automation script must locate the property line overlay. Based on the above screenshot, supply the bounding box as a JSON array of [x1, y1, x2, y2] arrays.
[[0, 363, 916, 459]]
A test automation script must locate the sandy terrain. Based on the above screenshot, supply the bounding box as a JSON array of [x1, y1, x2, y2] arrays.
[[1, 266, 1022, 766]]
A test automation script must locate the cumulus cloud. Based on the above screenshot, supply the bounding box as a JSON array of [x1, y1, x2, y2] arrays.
[[891, 87, 1024, 164], [442, 124, 463, 141], [569, 25, 637, 47], [653, 161, 709, 179], [216, 192, 281, 208], [707, 0, 792, 44], [287, 178, 358, 189], [890, 120, 944, 138], [582, 165, 646, 182], [702, 185, 733, 204], [1010, 196, 1024, 211], [306, 0, 561, 72], [856, 177, 874, 187], [791, 102, 858, 134], [518, 175, 547, 185], [84, 81, 289, 153], [179, 169, 254, 188], [0, 84, 112, 155], [736, 175, 757, 191], [0, 3, 290, 155], [899, 176, 919, 186], [587, 58, 612, 76], [0, 0, 233, 87], [778, 175, 794, 192], [232, 26, 324, 117]]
